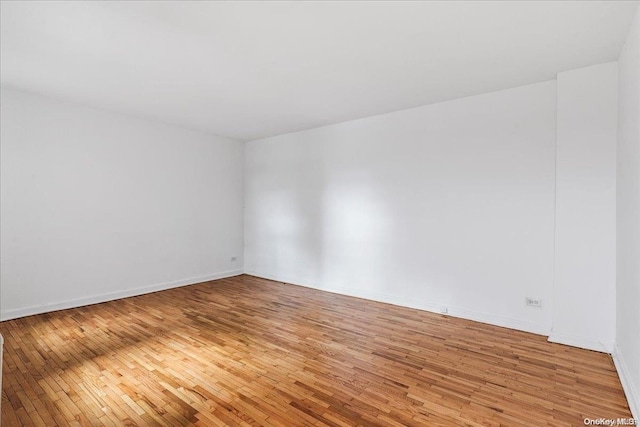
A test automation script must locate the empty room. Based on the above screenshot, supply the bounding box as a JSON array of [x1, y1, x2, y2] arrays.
[[0, 1, 639, 426]]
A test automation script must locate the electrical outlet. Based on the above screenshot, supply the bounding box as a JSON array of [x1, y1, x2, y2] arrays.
[[526, 297, 542, 307], [230, 256, 237, 263], [440, 306, 448, 314]]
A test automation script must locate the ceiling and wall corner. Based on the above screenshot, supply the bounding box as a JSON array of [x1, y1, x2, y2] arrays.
[[0, 1, 637, 141]]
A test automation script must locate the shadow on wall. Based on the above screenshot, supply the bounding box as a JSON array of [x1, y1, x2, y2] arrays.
[[251, 140, 327, 286], [247, 130, 396, 296]]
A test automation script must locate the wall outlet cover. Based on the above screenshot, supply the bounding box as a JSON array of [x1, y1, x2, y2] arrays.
[[526, 297, 542, 307]]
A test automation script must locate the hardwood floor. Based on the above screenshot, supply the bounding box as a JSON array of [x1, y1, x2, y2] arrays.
[[0, 275, 631, 426]]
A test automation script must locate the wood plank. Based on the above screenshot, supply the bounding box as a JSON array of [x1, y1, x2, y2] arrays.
[[0, 274, 632, 426]]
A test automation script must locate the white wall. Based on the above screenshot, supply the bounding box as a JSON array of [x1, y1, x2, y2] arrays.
[[245, 81, 557, 335], [551, 62, 618, 353], [615, 6, 640, 418], [0, 87, 244, 320]]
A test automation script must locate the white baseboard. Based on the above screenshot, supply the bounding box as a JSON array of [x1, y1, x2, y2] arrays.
[[0, 269, 243, 322], [547, 332, 613, 353], [612, 345, 640, 420], [244, 271, 549, 337]]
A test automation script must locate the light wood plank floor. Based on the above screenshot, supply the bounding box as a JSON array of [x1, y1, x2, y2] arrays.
[[0, 275, 632, 426]]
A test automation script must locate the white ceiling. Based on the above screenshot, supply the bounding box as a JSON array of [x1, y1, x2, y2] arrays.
[[1, 1, 637, 141]]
